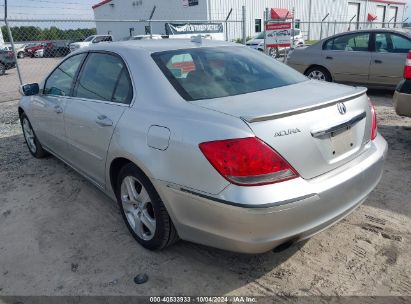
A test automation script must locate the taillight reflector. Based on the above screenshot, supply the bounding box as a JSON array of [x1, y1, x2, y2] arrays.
[[199, 137, 299, 186], [368, 98, 378, 140], [403, 51, 411, 79]]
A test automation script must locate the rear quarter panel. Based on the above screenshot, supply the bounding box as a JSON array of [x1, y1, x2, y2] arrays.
[[105, 48, 254, 196]]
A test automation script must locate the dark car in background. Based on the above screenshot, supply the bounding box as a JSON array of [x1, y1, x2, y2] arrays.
[[43, 41, 71, 57], [0, 49, 17, 76]]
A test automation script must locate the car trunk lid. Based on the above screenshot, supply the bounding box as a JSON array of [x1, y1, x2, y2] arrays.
[[193, 80, 372, 179]]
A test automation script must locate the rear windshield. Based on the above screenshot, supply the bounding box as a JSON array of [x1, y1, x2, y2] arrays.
[[151, 46, 307, 101]]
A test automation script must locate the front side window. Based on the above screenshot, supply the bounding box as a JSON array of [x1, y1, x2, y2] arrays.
[[74, 53, 132, 104], [324, 33, 370, 51], [44, 53, 86, 96], [152, 46, 307, 101]]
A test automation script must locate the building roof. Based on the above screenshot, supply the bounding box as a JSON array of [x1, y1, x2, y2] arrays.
[[370, 0, 405, 4], [92, 0, 112, 10]]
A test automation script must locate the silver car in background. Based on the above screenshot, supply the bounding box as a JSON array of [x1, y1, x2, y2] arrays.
[[18, 39, 387, 254], [287, 29, 411, 89]]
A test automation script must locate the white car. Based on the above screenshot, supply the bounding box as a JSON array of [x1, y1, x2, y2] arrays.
[[246, 29, 305, 57], [1, 45, 26, 58], [69, 35, 113, 52], [34, 48, 44, 58]]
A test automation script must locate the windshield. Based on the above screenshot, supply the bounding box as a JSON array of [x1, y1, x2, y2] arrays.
[[256, 32, 265, 39], [152, 46, 307, 101], [84, 36, 95, 42]]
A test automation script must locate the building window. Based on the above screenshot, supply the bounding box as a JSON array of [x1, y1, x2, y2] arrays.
[[255, 19, 262, 33]]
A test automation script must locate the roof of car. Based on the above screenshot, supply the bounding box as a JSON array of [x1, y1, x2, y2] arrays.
[[328, 27, 411, 38], [87, 38, 235, 53]]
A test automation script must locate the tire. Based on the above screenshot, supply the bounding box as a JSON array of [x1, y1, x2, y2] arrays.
[[0, 63, 5, 76], [20, 113, 49, 158], [269, 47, 280, 59], [116, 163, 178, 250], [17, 51, 24, 59], [305, 66, 332, 82]]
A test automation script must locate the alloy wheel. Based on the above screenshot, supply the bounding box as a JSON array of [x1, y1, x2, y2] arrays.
[[120, 176, 156, 241], [22, 117, 37, 154], [308, 70, 326, 81]]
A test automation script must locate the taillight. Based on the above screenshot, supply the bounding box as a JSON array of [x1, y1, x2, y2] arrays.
[[403, 51, 411, 79], [368, 98, 378, 140], [199, 137, 299, 186], [7, 51, 14, 58]]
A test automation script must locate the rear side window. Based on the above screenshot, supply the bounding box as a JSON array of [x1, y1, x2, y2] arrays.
[[152, 46, 307, 101], [44, 53, 86, 96], [74, 53, 133, 104], [390, 34, 411, 53], [375, 33, 411, 53]]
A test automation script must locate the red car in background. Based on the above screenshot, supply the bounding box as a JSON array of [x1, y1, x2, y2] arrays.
[[24, 42, 52, 57]]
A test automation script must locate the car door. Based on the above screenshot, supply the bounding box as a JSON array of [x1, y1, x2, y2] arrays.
[[369, 32, 411, 87], [322, 32, 372, 84], [29, 53, 86, 157], [63, 52, 133, 187]]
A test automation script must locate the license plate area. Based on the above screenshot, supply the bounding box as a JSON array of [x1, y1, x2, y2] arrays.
[[330, 127, 354, 157]]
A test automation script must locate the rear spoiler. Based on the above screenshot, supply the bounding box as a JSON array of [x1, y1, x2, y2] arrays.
[[241, 87, 367, 123]]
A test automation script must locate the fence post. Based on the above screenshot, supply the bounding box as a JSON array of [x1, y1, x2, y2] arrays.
[[242, 5, 246, 44], [225, 8, 233, 41], [264, 7, 269, 55], [148, 5, 156, 38], [320, 13, 329, 40], [4, 0, 23, 85]]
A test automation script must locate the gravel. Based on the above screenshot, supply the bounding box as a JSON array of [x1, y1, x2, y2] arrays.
[[0, 91, 410, 296]]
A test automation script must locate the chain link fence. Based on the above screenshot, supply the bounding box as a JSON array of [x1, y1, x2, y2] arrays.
[[0, 16, 409, 103], [0, 17, 246, 103]]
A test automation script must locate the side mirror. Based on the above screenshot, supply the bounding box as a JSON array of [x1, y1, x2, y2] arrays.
[[20, 83, 40, 96]]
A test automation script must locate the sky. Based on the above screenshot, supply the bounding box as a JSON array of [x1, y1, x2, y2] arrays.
[[1, 0, 411, 21], [0, 0, 96, 20]]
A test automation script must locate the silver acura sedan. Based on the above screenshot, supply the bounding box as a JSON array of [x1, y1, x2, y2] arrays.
[[18, 39, 387, 254]]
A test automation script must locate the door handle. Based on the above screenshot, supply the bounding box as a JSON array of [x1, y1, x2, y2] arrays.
[[95, 115, 113, 127], [326, 56, 333, 60], [374, 60, 383, 64], [54, 105, 63, 114]]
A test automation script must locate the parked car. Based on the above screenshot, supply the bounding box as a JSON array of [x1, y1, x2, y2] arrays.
[[18, 39, 387, 253], [43, 41, 71, 57], [25, 42, 51, 58], [0, 49, 16, 75], [287, 28, 411, 89], [393, 51, 411, 117], [246, 29, 305, 57], [69, 35, 113, 52], [1, 45, 26, 58]]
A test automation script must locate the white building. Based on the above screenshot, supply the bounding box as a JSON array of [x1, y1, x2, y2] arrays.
[[92, 0, 407, 41]]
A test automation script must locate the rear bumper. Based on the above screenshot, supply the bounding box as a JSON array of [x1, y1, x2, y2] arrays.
[[155, 135, 388, 254]]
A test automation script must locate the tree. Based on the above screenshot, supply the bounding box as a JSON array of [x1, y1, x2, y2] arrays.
[[0, 26, 97, 43]]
